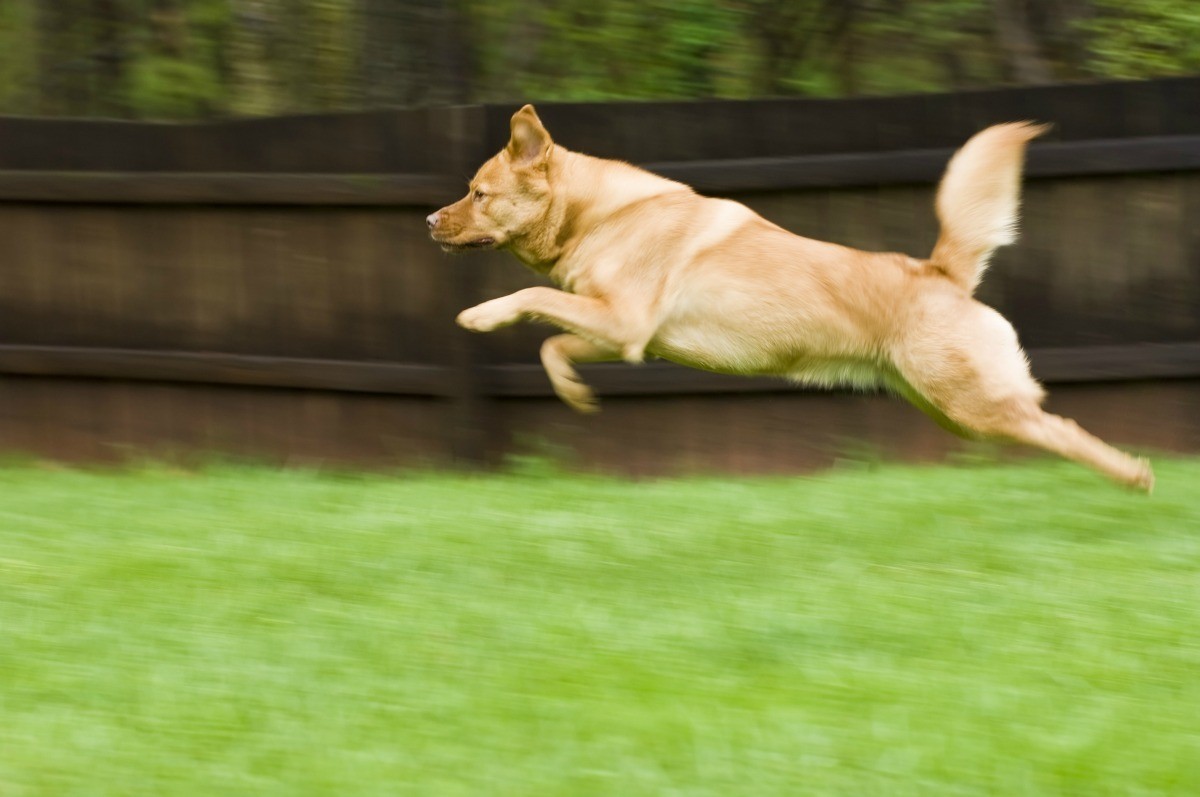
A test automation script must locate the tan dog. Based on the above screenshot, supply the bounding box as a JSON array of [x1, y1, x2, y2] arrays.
[[428, 105, 1154, 491]]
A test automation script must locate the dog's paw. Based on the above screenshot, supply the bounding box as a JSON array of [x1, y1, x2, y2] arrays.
[[456, 299, 516, 332], [554, 377, 600, 414], [1132, 457, 1155, 494]]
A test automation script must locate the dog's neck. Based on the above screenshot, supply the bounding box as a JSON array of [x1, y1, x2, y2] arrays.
[[506, 147, 690, 272]]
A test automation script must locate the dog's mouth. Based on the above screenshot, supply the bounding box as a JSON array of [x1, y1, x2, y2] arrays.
[[435, 236, 497, 253]]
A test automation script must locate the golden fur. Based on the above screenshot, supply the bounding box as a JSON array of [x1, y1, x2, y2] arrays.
[[428, 105, 1154, 491]]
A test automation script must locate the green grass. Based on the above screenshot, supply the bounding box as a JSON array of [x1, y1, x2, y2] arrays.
[[1, 456, 1199, 796]]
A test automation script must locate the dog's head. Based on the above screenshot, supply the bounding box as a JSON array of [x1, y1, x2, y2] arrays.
[[427, 105, 556, 257]]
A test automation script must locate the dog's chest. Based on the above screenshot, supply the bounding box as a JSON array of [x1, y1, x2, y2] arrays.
[[549, 248, 637, 297]]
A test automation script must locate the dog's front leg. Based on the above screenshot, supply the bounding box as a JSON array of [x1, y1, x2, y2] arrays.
[[457, 287, 652, 363], [539, 334, 619, 413]]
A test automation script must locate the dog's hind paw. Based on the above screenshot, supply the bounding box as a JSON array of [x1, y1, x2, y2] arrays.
[[1131, 458, 1155, 494]]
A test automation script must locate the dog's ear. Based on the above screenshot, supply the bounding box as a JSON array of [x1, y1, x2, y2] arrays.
[[507, 105, 553, 167]]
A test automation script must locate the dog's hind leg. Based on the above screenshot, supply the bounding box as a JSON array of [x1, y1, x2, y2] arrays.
[[913, 379, 1152, 491], [882, 371, 974, 438], [893, 299, 1154, 491], [999, 407, 1155, 491], [540, 334, 619, 413]]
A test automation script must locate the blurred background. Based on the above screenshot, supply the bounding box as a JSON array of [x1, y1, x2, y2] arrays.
[[0, 0, 1197, 472], [3, 0, 1200, 118]]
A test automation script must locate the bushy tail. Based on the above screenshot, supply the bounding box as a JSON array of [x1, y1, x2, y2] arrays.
[[929, 121, 1049, 294]]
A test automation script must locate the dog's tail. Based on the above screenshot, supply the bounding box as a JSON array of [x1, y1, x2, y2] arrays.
[[929, 121, 1048, 294]]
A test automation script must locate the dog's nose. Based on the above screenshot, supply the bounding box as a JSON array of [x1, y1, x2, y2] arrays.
[[426, 212, 439, 230]]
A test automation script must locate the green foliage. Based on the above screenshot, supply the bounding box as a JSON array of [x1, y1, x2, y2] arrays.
[[1086, 0, 1200, 78], [0, 0, 37, 114], [467, 0, 741, 101], [0, 0, 1198, 119], [125, 56, 222, 118], [853, 0, 1000, 95]]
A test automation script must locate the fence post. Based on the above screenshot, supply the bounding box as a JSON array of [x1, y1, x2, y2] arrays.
[[430, 104, 493, 467]]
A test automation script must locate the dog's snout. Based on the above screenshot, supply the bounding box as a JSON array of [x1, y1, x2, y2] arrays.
[[426, 212, 440, 230]]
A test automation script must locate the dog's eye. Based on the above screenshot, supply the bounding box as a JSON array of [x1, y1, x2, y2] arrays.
[[472, 189, 487, 202]]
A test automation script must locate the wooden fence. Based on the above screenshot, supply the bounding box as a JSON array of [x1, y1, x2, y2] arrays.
[[1, 78, 1198, 473]]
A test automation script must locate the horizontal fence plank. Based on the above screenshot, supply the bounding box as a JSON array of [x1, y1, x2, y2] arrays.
[[1027, 135, 1200, 178], [486, 363, 783, 397], [649, 150, 950, 193], [519, 78, 1200, 161], [2, 342, 1197, 397], [1, 135, 1198, 205], [0, 172, 461, 206], [0, 346, 453, 395], [1029, 342, 1200, 382], [489, 342, 1200, 396], [649, 135, 1200, 192]]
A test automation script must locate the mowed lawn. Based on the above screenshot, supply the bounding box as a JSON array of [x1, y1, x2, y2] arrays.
[[1, 457, 1198, 796]]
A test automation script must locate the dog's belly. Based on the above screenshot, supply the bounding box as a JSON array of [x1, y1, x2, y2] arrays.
[[784, 358, 886, 390], [648, 325, 791, 375], [649, 327, 886, 390]]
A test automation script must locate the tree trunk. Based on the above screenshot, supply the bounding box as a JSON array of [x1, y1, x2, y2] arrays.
[[359, 0, 471, 106], [993, 0, 1053, 84], [745, 0, 836, 96], [359, 0, 412, 106], [35, 0, 72, 115], [92, 0, 127, 117]]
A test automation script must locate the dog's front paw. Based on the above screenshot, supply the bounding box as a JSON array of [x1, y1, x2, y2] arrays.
[[456, 299, 517, 332], [554, 377, 600, 415]]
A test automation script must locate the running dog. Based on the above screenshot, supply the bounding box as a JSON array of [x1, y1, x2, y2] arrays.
[[427, 105, 1153, 491]]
